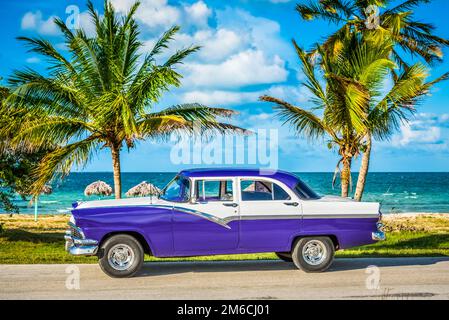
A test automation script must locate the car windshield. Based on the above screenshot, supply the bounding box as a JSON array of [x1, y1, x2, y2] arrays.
[[160, 176, 190, 202], [294, 180, 321, 200]]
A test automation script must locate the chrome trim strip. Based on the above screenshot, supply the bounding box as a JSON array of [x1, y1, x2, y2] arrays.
[[65, 222, 98, 256], [69, 245, 98, 256], [154, 204, 379, 227], [152, 204, 231, 229], [223, 215, 301, 223], [302, 214, 380, 219]]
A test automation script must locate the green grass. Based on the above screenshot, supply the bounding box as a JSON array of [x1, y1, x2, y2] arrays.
[[0, 214, 448, 264]]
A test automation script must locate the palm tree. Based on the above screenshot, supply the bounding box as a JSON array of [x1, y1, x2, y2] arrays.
[[354, 65, 448, 199], [296, 0, 449, 200], [261, 36, 443, 197], [296, 0, 449, 69], [6, 1, 246, 199], [262, 37, 391, 197]]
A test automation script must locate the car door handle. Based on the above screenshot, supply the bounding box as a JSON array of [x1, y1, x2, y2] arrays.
[[223, 203, 238, 208], [284, 202, 299, 207]]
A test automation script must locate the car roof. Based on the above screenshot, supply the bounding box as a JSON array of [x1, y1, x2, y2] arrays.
[[179, 168, 301, 189]]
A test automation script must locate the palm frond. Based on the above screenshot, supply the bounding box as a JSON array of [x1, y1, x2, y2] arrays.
[[260, 95, 330, 140], [31, 137, 99, 196]]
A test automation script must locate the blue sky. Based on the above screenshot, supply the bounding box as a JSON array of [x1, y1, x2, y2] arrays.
[[1, 0, 449, 172]]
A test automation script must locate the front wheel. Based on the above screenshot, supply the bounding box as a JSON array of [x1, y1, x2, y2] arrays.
[[292, 237, 335, 273], [98, 234, 144, 278]]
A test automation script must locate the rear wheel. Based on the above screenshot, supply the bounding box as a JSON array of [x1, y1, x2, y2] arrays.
[[275, 252, 293, 262], [98, 234, 144, 278], [292, 237, 334, 273]]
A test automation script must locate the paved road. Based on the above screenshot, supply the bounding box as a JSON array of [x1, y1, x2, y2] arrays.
[[1, 258, 449, 300]]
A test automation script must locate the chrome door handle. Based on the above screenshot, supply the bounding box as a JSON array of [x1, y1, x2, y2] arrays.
[[223, 203, 238, 208], [284, 202, 299, 207]]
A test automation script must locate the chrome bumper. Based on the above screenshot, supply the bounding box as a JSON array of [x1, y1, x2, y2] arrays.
[[65, 222, 98, 256], [372, 222, 386, 241]]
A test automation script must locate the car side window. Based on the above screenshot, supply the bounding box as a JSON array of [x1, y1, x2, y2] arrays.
[[240, 180, 291, 201], [195, 180, 234, 202]]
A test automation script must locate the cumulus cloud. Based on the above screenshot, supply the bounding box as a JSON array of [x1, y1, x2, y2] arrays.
[[391, 113, 449, 148], [182, 90, 259, 105], [183, 1, 211, 27], [181, 84, 310, 107], [215, 8, 295, 63], [111, 1, 292, 95], [112, 0, 181, 29], [21, 11, 59, 35], [173, 28, 243, 63], [181, 50, 287, 88]]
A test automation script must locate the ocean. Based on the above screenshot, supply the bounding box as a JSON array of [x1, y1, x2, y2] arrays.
[[3, 172, 449, 215]]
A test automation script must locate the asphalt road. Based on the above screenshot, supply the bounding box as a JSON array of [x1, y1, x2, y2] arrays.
[[1, 257, 449, 300]]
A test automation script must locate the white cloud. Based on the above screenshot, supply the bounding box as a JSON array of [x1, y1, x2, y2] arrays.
[[112, 0, 181, 29], [182, 90, 259, 105], [182, 50, 287, 88], [393, 123, 441, 146], [391, 113, 449, 148], [113, 2, 292, 90], [21, 11, 59, 35], [169, 28, 242, 63], [184, 1, 212, 27], [181, 84, 310, 107], [215, 8, 295, 63], [77, 11, 96, 37]]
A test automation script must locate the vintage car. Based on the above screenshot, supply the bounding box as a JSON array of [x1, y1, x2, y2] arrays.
[[65, 168, 385, 277]]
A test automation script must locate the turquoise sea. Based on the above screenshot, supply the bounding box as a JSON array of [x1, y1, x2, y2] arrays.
[[3, 172, 449, 215]]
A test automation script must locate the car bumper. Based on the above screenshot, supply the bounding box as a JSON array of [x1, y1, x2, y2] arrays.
[[372, 222, 386, 241], [65, 222, 98, 256]]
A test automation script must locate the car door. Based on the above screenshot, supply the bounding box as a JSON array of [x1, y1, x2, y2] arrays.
[[172, 178, 239, 254], [237, 177, 302, 252]]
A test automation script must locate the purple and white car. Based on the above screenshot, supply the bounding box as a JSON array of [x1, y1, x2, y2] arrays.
[[65, 168, 385, 277]]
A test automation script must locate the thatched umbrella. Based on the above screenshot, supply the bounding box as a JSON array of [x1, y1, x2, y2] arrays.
[[126, 181, 161, 198], [84, 180, 113, 197], [33, 184, 53, 222]]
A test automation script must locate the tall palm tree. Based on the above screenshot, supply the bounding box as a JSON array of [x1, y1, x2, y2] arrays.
[[262, 37, 391, 197], [6, 1, 246, 199], [296, 0, 449, 69], [296, 0, 449, 200], [261, 36, 443, 197], [354, 65, 448, 199]]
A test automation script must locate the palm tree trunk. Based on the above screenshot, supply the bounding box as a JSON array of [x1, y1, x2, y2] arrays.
[[111, 145, 122, 199], [341, 158, 352, 198], [354, 134, 372, 202]]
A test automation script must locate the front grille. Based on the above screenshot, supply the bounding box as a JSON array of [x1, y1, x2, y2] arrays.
[[69, 225, 84, 239]]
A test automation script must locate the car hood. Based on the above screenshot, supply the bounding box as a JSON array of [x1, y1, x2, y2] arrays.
[[74, 197, 170, 210]]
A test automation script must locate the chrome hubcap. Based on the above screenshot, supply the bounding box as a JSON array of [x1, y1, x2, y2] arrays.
[[302, 240, 327, 266], [108, 244, 135, 271]]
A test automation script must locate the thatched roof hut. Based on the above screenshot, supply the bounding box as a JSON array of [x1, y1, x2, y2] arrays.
[[84, 180, 113, 196], [126, 181, 161, 197], [41, 185, 53, 195]]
